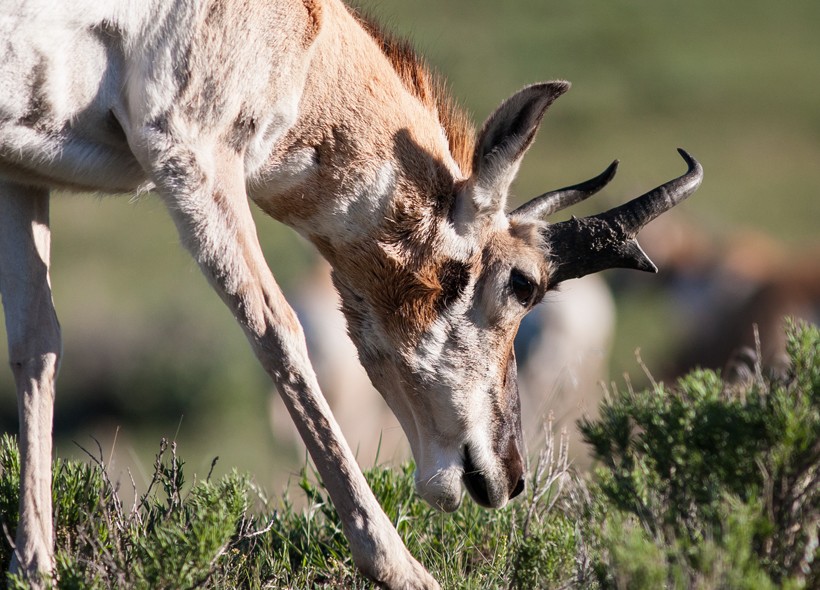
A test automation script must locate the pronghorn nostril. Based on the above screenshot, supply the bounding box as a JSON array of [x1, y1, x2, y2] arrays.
[[462, 445, 492, 508], [510, 475, 525, 499]]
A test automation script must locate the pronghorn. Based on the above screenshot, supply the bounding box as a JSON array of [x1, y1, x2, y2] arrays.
[[0, 0, 702, 587]]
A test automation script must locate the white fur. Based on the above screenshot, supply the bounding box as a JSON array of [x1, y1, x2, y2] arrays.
[[250, 147, 318, 202], [322, 163, 398, 245]]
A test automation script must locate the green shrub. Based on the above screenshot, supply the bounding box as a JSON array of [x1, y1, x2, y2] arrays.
[[1, 438, 252, 589], [580, 320, 819, 588], [1, 321, 815, 589], [0, 424, 583, 588]]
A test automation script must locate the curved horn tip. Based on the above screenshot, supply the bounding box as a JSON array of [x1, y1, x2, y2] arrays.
[[508, 158, 620, 220], [603, 159, 620, 182], [676, 148, 702, 174]]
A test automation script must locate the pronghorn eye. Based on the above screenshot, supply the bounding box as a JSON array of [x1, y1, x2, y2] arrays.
[[509, 269, 536, 306]]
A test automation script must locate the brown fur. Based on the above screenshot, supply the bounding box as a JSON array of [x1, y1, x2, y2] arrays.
[[255, 1, 471, 237], [301, 0, 325, 48], [249, 3, 482, 343], [348, 5, 476, 176], [328, 234, 470, 344]]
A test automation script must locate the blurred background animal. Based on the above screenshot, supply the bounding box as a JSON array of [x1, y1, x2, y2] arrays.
[[621, 214, 820, 381]]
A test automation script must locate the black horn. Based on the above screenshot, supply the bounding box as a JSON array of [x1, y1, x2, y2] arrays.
[[542, 149, 703, 286], [510, 159, 619, 220]]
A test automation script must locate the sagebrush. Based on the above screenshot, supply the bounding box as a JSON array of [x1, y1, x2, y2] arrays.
[[0, 321, 816, 589]]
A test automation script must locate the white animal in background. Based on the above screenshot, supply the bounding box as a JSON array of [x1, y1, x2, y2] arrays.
[[515, 274, 615, 455], [0, 0, 702, 586]]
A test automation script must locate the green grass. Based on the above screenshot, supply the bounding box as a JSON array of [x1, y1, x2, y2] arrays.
[[1, 322, 816, 589], [0, 425, 581, 589]]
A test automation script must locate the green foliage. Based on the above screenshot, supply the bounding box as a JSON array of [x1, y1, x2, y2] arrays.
[[1, 322, 816, 588], [0, 438, 20, 574], [0, 429, 583, 589], [580, 320, 819, 588], [1, 437, 252, 589], [234, 438, 584, 589], [597, 500, 793, 590]]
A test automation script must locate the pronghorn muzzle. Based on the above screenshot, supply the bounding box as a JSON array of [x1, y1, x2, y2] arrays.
[[462, 438, 525, 507], [462, 350, 525, 507]]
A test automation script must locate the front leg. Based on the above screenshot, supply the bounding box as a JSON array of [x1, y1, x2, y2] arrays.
[[0, 183, 60, 588], [139, 133, 438, 589]]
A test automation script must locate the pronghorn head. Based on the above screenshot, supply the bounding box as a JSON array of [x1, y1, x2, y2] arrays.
[[322, 81, 702, 512]]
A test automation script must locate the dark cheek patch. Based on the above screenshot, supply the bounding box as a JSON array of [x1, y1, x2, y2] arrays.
[[435, 258, 471, 312]]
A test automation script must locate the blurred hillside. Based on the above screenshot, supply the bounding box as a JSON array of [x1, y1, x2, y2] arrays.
[[1, 0, 818, 493]]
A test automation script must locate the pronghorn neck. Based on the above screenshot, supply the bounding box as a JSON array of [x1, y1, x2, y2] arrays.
[[247, 2, 477, 348], [250, 1, 472, 249]]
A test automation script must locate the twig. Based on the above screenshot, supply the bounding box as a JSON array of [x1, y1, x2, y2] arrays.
[[139, 438, 168, 512], [635, 348, 658, 391], [206, 456, 219, 482]]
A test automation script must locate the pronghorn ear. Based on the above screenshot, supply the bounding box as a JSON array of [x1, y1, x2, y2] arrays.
[[469, 81, 570, 214]]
